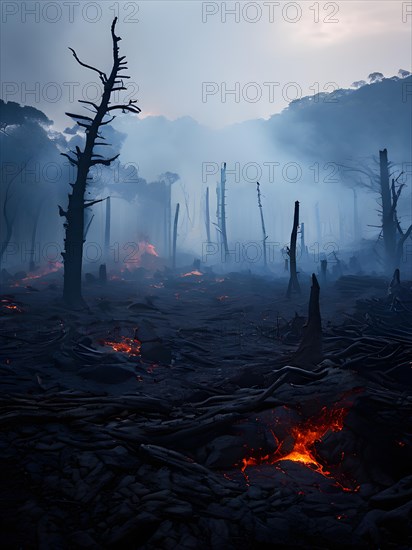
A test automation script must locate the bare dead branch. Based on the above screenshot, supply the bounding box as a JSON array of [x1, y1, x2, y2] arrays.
[[60, 153, 78, 166], [90, 154, 120, 167], [83, 196, 109, 209], [68, 47, 107, 83]]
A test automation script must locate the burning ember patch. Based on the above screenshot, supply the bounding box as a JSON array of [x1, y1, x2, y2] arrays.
[[181, 270, 203, 277], [25, 262, 62, 280], [144, 243, 158, 257], [102, 336, 141, 357], [238, 404, 359, 492], [1, 298, 24, 313], [122, 241, 159, 271]]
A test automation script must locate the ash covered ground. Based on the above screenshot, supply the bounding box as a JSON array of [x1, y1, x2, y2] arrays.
[[0, 267, 411, 549]]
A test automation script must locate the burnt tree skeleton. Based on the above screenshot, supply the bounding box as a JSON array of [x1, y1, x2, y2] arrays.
[[59, 18, 141, 306], [340, 149, 412, 273]]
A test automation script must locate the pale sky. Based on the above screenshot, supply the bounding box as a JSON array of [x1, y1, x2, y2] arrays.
[[1, 0, 411, 128]]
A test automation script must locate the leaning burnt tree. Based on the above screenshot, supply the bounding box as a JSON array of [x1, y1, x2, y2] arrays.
[[59, 18, 140, 306]]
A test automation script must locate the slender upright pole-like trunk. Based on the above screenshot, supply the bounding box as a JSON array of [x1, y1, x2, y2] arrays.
[[300, 222, 306, 259], [104, 196, 111, 261], [379, 149, 396, 271], [216, 184, 221, 244], [205, 187, 211, 244], [172, 203, 180, 269], [167, 183, 172, 259], [220, 163, 229, 261], [256, 182, 267, 268], [286, 201, 301, 297]]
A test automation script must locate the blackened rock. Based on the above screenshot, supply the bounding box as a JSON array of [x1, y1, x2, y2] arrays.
[[204, 435, 245, 469], [79, 364, 136, 384], [141, 342, 172, 364]]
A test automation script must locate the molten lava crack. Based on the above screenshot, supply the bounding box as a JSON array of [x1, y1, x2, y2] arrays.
[[239, 405, 359, 492]]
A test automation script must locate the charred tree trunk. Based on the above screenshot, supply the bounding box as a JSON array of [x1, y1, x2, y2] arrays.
[[293, 274, 323, 368], [286, 201, 301, 297], [172, 203, 180, 270], [379, 149, 397, 272], [104, 196, 111, 261], [215, 184, 221, 245], [220, 163, 229, 261], [59, 18, 140, 306], [300, 222, 306, 259], [167, 183, 172, 259], [205, 187, 211, 244], [256, 182, 267, 268]]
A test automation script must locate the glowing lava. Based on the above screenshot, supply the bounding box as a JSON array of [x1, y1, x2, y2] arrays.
[[103, 336, 141, 356], [239, 405, 358, 491], [275, 406, 346, 474]]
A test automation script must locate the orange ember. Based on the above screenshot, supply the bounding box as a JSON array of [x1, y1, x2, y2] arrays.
[[239, 405, 358, 491], [1, 299, 23, 313], [145, 243, 159, 257], [122, 241, 159, 271], [181, 270, 203, 277], [103, 336, 141, 356]]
